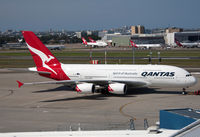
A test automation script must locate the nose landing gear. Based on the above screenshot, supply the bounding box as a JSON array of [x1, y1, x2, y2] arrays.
[[182, 88, 187, 95]]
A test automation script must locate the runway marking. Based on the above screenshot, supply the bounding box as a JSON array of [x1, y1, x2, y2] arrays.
[[119, 101, 136, 120]]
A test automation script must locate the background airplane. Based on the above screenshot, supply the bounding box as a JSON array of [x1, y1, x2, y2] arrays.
[[82, 37, 107, 47], [175, 38, 199, 48], [130, 40, 161, 49], [17, 31, 197, 95]]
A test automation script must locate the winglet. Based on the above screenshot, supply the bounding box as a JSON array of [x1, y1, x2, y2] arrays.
[[17, 80, 24, 88]]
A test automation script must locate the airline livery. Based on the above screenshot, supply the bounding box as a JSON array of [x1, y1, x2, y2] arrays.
[[17, 31, 197, 95], [81, 37, 107, 47], [175, 38, 199, 48], [130, 40, 138, 48], [130, 40, 161, 49]]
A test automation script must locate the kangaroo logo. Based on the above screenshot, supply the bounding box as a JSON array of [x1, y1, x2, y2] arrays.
[[26, 43, 57, 75], [82, 38, 87, 45], [45, 55, 55, 64]]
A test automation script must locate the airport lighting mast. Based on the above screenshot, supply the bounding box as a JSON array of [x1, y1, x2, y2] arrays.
[[132, 46, 135, 64], [105, 46, 107, 64], [89, 46, 92, 61], [130, 40, 136, 64]]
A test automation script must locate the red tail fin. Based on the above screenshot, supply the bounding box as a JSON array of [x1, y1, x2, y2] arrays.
[[22, 31, 60, 68], [130, 40, 138, 48], [22, 31, 70, 80], [175, 38, 183, 47], [81, 37, 88, 45]]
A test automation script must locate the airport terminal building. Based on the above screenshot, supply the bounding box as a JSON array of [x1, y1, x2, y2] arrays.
[[102, 29, 200, 47]]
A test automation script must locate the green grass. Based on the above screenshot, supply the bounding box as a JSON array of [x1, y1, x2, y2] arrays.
[[0, 49, 200, 68], [1, 58, 199, 68], [1, 49, 200, 57]]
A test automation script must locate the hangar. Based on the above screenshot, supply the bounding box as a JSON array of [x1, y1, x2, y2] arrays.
[[165, 31, 200, 47], [103, 31, 200, 47]]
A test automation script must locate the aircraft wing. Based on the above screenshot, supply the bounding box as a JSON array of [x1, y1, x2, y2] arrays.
[[17, 79, 149, 88]]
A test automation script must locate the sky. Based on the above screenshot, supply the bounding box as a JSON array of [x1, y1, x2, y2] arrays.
[[0, 0, 199, 31]]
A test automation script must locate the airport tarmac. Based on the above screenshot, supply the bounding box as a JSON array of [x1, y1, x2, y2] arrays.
[[0, 70, 199, 132]]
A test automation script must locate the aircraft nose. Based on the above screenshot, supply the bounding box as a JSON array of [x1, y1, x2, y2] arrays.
[[190, 76, 197, 86]]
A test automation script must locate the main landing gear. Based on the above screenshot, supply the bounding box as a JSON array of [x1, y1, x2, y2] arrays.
[[182, 88, 187, 95]]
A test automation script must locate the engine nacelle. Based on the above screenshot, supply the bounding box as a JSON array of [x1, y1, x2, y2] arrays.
[[108, 83, 127, 95], [75, 83, 95, 94]]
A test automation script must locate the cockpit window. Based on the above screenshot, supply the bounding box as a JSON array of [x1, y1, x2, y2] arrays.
[[186, 74, 192, 77]]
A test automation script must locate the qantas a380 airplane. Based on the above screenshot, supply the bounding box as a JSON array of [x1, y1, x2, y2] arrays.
[[17, 31, 197, 95]]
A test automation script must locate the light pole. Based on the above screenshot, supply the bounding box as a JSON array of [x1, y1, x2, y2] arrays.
[[105, 46, 107, 64], [157, 51, 161, 64], [132, 46, 135, 64], [149, 51, 152, 64], [130, 40, 136, 64], [89, 46, 92, 61]]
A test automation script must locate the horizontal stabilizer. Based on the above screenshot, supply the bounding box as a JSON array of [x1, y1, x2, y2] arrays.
[[16, 80, 24, 88]]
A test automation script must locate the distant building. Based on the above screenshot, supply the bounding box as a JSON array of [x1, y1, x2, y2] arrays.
[[165, 31, 200, 46], [131, 25, 145, 35], [131, 26, 138, 35], [98, 31, 108, 38], [112, 35, 131, 46], [101, 33, 121, 43], [137, 25, 145, 34], [131, 33, 165, 45], [75, 32, 81, 39], [152, 28, 165, 34], [166, 28, 183, 33]]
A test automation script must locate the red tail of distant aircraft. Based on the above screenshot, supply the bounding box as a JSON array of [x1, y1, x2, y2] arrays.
[[130, 40, 138, 48], [81, 37, 88, 45], [81, 37, 107, 47], [175, 38, 183, 47]]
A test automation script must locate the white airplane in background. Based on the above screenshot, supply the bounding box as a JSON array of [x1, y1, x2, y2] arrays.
[[17, 31, 197, 95], [81, 37, 107, 47], [130, 40, 161, 49], [175, 38, 199, 48]]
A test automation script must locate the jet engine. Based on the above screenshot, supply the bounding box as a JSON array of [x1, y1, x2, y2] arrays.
[[75, 83, 95, 94], [108, 83, 127, 95]]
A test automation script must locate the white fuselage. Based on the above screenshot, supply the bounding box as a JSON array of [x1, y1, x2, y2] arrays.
[[136, 44, 161, 49], [61, 64, 196, 88], [86, 41, 107, 47], [181, 42, 199, 48]]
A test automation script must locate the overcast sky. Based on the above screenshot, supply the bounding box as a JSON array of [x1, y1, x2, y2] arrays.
[[0, 0, 199, 31]]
